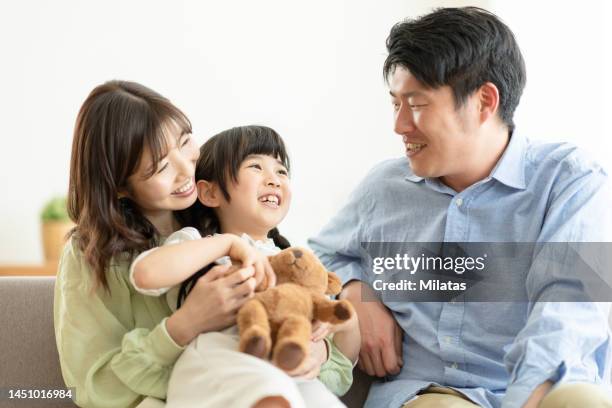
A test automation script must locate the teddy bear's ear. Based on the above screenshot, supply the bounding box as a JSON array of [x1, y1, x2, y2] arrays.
[[326, 271, 343, 295]]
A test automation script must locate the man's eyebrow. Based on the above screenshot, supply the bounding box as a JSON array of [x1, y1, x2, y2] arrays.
[[389, 90, 423, 98]]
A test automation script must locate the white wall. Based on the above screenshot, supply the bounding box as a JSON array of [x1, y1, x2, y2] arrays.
[[0, 0, 609, 264]]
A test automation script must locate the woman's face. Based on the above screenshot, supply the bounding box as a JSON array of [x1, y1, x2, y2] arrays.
[[125, 122, 200, 222]]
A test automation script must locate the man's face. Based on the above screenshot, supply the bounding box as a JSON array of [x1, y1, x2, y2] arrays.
[[389, 66, 482, 181]]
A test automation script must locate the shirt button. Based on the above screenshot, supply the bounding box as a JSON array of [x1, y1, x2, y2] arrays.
[[456, 198, 463, 207], [451, 362, 458, 369]]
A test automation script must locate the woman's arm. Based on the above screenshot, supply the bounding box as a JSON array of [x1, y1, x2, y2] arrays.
[[329, 313, 360, 364], [55, 240, 260, 407]]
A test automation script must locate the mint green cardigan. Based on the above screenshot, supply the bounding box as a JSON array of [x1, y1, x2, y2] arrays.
[[54, 239, 353, 408]]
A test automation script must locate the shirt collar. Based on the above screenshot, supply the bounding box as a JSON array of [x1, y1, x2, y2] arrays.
[[489, 131, 527, 190], [404, 132, 527, 190]]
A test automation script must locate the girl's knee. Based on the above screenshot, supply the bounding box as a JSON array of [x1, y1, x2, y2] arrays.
[[252, 396, 291, 408]]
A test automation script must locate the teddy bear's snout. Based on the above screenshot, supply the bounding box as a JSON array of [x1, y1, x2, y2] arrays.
[[292, 249, 303, 259]]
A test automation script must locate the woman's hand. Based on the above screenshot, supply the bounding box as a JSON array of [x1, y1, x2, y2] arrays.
[[227, 235, 276, 290], [166, 263, 257, 346], [284, 340, 328, 380]]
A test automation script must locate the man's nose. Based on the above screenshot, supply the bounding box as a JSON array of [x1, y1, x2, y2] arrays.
[[394, 105, 416, 135]]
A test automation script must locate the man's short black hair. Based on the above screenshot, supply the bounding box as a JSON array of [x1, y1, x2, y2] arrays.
[[384, 7, 526, 132]]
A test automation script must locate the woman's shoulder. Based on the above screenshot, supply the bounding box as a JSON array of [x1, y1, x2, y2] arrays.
[[57, 235, 132, 291]]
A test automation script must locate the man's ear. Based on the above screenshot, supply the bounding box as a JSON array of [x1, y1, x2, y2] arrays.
[[197, 180, 221, 207], [478, 81, 500, 125]]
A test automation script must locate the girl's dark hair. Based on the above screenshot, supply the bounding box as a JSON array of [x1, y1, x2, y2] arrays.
[[68, 80, 191, 290], [383, 7, 526, 132], [176, 125, 291, 307]]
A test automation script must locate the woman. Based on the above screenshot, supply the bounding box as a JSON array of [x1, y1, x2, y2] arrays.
[[54, 81, 332, 408]]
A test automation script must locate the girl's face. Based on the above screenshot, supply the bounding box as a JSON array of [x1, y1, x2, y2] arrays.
[[215, 154, 291, 240], [125, 123, 200, 224]]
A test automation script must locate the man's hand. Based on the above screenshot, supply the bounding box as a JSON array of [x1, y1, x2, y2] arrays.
[[341, 281, 403, 377]]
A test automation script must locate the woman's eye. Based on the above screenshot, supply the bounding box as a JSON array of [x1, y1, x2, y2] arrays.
[[157, 163, 169, 174], [181, 137, 190, 147]]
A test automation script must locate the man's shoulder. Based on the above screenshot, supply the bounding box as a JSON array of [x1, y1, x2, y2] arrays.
[[363, 157, 411, 182], [524, 139, 608, 186]]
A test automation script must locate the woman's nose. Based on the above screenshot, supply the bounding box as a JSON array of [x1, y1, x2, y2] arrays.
[[172, 149, 194, 177]]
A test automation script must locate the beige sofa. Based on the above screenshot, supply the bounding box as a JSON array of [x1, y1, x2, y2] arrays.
[[1, 277, 610, 408], [0, 276, 371, 408]]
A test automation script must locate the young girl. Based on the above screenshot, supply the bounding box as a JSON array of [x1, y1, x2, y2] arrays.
[[129, 126, 360, 408]]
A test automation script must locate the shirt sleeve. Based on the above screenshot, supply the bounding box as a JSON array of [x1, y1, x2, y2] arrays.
[[129, 227, 202, 296], [308, 176, 374, 286], [54, 240, 185, 408], [501, 167, 612, 408], [318, 337, 354, 396]]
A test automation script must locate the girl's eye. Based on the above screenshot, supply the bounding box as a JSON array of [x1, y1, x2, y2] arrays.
[[248, 163, 262, 170], [277, 169, 288, 176]]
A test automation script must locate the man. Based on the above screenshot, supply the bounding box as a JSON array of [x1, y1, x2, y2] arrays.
[[309, 7, 612, 408]]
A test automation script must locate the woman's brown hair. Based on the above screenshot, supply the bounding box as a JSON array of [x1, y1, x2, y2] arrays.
[[68, 80, 191, 290]]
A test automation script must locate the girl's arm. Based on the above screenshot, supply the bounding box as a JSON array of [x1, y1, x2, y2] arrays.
[[132, 233, 239, 290], [133, 231, 275, 292]]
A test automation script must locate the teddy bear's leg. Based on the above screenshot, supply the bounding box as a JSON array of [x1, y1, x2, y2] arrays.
[[312, 294, 354, 324], [237, 298, 272, 359], [272, 315, 311, 371]]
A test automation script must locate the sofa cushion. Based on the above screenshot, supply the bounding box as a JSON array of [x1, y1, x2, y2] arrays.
[[0, 276, 76, 407]]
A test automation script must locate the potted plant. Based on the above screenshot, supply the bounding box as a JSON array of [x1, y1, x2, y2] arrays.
[[40, 196, 74, 262]]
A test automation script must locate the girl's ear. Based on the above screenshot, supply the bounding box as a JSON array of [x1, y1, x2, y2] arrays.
[[197, 180, 221, 207]]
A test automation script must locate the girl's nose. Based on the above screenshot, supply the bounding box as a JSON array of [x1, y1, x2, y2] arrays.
[[265, 171, 281, 188]]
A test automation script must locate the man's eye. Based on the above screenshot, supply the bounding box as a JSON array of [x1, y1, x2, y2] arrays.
[[392, 102, 400, 111], [410, 104, 427, 109]]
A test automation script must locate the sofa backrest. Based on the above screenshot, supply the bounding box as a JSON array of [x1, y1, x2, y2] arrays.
[[0, 276, 76, 408]]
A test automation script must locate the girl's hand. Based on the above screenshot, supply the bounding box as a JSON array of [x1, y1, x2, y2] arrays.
[[166, 263, 257, 346], [227, 235, 276, 290], [284, 340, 328, 380]]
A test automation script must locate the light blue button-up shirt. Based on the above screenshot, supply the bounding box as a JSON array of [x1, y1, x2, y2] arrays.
[[309, 133, 612, 408]]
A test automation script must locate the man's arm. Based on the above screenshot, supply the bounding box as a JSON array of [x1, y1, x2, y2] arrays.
[[502, 166, 612, 408], [309, 171, 403, 377]]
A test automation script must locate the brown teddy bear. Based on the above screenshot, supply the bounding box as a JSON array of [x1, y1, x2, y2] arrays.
[[237, 247, 355, 371]]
